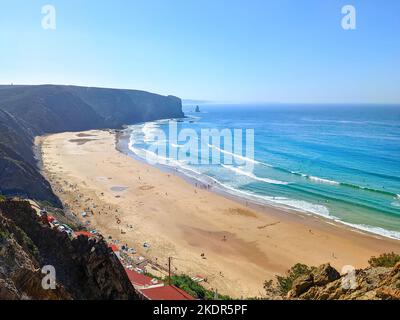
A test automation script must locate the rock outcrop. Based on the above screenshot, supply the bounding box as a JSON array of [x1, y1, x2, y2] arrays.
[[287, 263, 400, 300], [0, 85, 183, 204], [0, 199, 137, 300]]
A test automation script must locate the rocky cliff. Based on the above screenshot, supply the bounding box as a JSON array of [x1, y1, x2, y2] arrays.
[[0, 85, 183, 204], [289, 263, 400, 300], [265, 262, 400, 300], [0, 199, 138, 300]]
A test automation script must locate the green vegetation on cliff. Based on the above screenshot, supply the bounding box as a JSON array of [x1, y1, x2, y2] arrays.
[[263, 263, 317, 296], [264, 258, 400, 300], [369, 252, 400, 268], [170, 274, 231, 300]]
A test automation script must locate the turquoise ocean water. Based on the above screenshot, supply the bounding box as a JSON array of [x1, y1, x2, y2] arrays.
[[126, 104, 400, 239]]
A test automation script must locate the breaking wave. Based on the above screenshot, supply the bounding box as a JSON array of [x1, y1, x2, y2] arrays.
[[124, 119, 400, 241], [221, 164, 289, 185], [208, 143, 262, 165], [307, 175, 339, 185], [213, 181, 331, 218]]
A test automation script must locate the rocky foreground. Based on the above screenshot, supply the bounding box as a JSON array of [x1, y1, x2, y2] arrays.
[[265, 262, 400, 300], [0, 199, 137, 300], [1, 198, 399, 300]]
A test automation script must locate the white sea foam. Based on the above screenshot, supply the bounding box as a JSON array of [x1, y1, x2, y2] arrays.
[[208, 143, 261, 165], [209, 177, 400, 239], [219, 182, 400, 239], [142, 122, 164, 143], [126, 124, 400, 241], [129, 138, 204, 177], [214, 181, 331, 217], [303, 119, 376, 125], [308, 176, 340, 185], [221, 165, 289, 185], [339, 221, 400, 240], [275, 199, 331, 218], [290, 170, 339, 185]]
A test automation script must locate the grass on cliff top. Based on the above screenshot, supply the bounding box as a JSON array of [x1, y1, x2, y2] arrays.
[[264, 263, 316, 296], [369, 252, 400, 268]]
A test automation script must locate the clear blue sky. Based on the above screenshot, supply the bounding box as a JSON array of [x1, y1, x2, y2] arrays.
[[0, 0, 399, 103]]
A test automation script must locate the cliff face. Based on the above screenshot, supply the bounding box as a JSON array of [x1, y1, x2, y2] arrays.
[[68, 86, 183, 127], [0, 85, 183, 204], [280, 263, 400, 300], [0, 200, 137, 300]]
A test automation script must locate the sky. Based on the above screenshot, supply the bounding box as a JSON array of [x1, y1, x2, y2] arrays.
[[0, 0, 399, 103]]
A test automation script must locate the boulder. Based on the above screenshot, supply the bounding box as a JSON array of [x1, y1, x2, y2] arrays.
[[312, 263, 340, 286], [375, 287, 400, 300], [288, 274, 314, 297]]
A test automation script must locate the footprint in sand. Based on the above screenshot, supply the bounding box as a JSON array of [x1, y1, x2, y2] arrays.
[[257, 221, 281, 229], [139, 185, 154, 191], [228, 207, 257, 218]]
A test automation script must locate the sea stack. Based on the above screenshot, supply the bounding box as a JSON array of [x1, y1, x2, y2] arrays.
[[195, 105, 200, 112]]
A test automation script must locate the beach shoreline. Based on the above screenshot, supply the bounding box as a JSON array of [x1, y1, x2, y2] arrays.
[[116, 125, 399, 242], [37, 129, 400, 298]]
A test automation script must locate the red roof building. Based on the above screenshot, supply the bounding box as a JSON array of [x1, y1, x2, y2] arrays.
[[125, 269, 161, 289], [74, 231, 95, 238], [140, 285, 195, 300], [108, 244, 119, 252], [108, 244, 121, 259]]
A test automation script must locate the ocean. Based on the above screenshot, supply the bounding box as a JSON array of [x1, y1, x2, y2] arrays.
[[124, 104, 400, 240]]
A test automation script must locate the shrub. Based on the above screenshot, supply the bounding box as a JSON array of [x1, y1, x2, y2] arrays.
[[263, 279, 281, 298], [170, 275, 231, 300], [0, 194, 6, 202], [171, 275, 205, 299], [0, 230, 10, 242], [144, 271, 162, 281], [368, 252, 400, 268], [267, 263, 315, 295]]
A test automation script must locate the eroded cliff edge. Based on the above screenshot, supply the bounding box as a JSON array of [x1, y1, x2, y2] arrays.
[[0, 85, 183, 204], [0, 199, 137, 300]]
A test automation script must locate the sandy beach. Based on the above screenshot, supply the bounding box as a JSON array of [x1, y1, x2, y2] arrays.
[[37, 130, 400, 298]]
